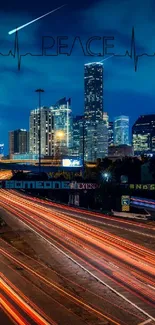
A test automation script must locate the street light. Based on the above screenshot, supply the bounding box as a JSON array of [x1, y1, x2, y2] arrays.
[[102, 172, 111, 182], [35, 89, 44, 173]]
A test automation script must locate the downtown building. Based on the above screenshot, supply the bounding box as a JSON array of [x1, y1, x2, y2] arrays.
[[50, 97, 73, 157], [0, 144, 4, 158], [84, 62, 108, 161], [132, 114, 155, 156], [108, 121, 114, 147], [72, 115, 84, 156], [114, 115, 129, 146], [9, 129, 29, 158], [29, 106, 54, 157]]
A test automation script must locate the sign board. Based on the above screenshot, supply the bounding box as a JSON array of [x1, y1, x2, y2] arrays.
[[122, 205, 130, 212], [121, 195, 130, 212], [121, 195, 130, 206], [129, 184, 155, 191], [0, 180, 99, 190]]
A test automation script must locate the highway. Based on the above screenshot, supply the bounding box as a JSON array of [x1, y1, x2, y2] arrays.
[[0, 189, 155, 325]]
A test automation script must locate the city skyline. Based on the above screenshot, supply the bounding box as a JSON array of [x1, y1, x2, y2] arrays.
[[0, 0, 155, 153]]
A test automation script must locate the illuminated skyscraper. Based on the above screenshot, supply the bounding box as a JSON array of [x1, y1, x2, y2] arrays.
[[85, 115, 108, 161], [84, 62, 103, 121], [29, 107, 54, 156], [50, 97, 73, 156], [9, 129, 29, 158], [0, 144, 4, 158], [114, 116, 129, 146], [72, 115, 83, 156], [108, 121, 114, 146], [84, 62, 104, 160], [132, 114, 155, 155]]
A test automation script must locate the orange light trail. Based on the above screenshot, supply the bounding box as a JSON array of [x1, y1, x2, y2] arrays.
[[0, 277, 53, 325], [0, 189, 155, 322], [1, 294, 30, 325]]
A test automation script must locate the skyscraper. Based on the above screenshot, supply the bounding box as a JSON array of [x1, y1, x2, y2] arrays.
[[50, 97, 73, 157], [96, 120, 108, 159], [84, 62, 104, 160], [114, 116, 129, 146], [132, 114, 155, 155], [108, 121, 114, 147], [72, 115, 83, 156], [9, 129, 29, 158], [0, 144, 4, 158], [85, 115, 109, 161], [29, 107, 54, 156], [84, 62, 103, 121]]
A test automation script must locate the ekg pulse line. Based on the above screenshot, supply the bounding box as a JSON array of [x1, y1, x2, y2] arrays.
[[0, 31, 43, 70], [113, 27, 155, 71], [0, 28, 155, 71]]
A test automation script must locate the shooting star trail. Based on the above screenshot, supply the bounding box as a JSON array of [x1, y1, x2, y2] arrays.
[[100, 55, 114, 63], [8, 4, 67, 35]]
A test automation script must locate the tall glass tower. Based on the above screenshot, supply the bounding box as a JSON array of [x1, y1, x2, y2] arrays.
[[29, 107, 54, 156], [84, 62, 103, 122], [114, 116, 129, 146], [50, 98, 73, 157]]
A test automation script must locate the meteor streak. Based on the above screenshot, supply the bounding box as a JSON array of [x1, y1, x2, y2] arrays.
[[100, 55, 114, 63], [8, 4, 66, 35]]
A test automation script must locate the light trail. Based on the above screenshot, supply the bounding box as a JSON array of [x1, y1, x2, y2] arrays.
[[0, 189, 155, 322], [1, 192, 155, 296], [3, 211, 154, 323], [0, 252, 120, 325], [1, 272, 57, 325], [8, 4, 66, 35], [1, 191, 155, 272], [1, 294, 30, 325], [0, 237, 145, 323], [13, 189, 155, 231], [1, 277, 52, 325], [2, 190, 155, 258]]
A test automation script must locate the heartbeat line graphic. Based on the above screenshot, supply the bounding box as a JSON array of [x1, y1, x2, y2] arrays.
[[113, 27, 155, 71], [0, 27, 155, 71], [0, 31, 43, 70]]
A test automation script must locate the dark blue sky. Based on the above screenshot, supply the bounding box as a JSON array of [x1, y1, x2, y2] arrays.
[[0, 0, 155, 153]]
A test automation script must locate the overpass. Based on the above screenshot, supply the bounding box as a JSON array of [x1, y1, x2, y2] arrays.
[[0, 162, 82, 173]]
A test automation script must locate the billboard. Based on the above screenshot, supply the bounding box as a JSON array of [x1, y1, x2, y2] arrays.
[[62, 158, 83, 167]]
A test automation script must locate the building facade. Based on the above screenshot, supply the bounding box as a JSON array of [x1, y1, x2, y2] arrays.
[[50, 97, 73, 157], [84, 62, 104, 160], [85, 119, 108, 161], [84, 62, 103, 122], [0, 144, 4, 158], [9, 129, 29, 158], [72, 115, 83, 156], [108, 144, 133, 158], [132, 114, 155, 155], [29, 106, 54, 156], [108, 121, 114, 147], [114, 115, 129, 146]]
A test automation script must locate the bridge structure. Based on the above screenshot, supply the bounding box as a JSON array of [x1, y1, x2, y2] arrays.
[[0, 162, 82, 173]]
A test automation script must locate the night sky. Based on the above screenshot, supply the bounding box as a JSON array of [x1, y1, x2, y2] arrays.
[[0, 0, 155, 153]]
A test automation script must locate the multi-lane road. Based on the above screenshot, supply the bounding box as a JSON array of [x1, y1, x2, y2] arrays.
[[0, 189, 155, 325]]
